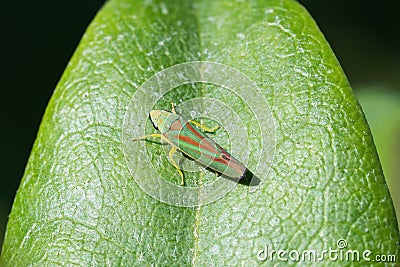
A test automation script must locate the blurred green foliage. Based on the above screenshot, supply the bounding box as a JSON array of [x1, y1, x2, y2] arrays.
[[356, 87, 400, 228]]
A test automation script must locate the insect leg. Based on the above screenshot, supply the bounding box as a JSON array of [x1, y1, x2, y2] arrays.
[[132, 133, 162, 141], [188, 120, 220, 133], [168, 146, 185, 186], [171, 102, 177, 114]]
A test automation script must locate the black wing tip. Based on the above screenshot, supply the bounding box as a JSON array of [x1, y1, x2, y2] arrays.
[[238, 168, 260, 186], [220, 168, 260, 187]]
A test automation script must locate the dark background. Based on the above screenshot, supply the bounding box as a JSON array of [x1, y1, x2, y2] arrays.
[[2, 0, 399, 249]]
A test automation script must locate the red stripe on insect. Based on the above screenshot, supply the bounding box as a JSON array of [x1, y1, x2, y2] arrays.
[[177, 135, 200, 147], [213, 157, 229, 163], [185, 123, 205, 139]]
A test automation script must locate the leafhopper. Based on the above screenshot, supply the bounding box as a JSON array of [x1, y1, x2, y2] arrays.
[[132, 104, 246, 185]]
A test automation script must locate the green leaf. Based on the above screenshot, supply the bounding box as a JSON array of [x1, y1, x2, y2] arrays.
[[2, 0, 399, 266]]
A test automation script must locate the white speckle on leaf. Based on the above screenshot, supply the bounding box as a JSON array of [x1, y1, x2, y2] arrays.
[[90, 84, 100, 90], [151, 91, 161, 99], [177, 72, 188, 81], [210, 244, 220, 255], [265, 8, 274, 14], [237, 33, 245, 40], [160, 3, 168, 15], [270, 217, 281, 226], [207, 16, 215, 22], [294, 67, 309, 78]]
